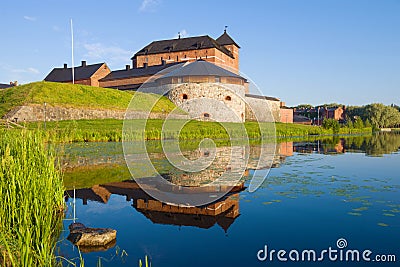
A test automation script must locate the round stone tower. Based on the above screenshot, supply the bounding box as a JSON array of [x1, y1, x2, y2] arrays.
[[155, 60, 248, 122]]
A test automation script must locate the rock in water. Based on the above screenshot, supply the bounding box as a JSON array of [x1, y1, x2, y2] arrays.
[[68, 223, 117, 248]]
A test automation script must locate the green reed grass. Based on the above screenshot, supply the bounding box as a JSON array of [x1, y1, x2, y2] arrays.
[[0, 130, 65, 266], [21, 119, 373, 143]]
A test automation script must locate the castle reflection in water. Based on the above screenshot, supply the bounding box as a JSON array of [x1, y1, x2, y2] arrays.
[[64, 139, 352, 231], [66, 181, 243, 232]]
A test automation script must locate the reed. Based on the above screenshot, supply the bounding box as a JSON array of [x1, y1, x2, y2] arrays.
[[20, 119, 373, 143], [0, 130, 65, 266]]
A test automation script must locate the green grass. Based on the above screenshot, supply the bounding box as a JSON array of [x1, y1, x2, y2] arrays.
[[63, 164, 131, 190], [19, 119, 372, 143], [0, 130, 65, 266], [0, 81, 182, 117]]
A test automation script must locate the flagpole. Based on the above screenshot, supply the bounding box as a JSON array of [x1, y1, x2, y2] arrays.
[[70, 19, 75, 84], [73, 187, 76, 223]]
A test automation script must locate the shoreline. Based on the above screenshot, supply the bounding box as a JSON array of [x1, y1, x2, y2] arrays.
[[5, 119, 373, 143]]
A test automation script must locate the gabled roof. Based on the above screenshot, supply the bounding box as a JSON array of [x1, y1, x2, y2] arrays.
[[293, 115, 313, 122], [99, 62, 183, 82], [44, 63, 106, 82], [132, 35, 234, 59], [216, 31, 240, 48], [245, 93, 280, 102], [0, 83, 13, 89], [158, 60, 246, 80]]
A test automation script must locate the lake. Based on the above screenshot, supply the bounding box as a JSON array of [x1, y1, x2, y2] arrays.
[[57, 133, 400, 266]]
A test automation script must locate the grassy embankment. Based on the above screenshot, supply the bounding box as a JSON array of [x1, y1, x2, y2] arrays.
[[0, 130, 65, 266], [22, 119, 372, 143], [0, 81, 372, 142], [0, 81, 179, 117]]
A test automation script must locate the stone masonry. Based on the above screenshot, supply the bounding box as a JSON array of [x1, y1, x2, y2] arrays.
[[4, 104, 188, 122]]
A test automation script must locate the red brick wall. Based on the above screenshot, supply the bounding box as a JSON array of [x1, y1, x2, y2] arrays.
[[135, 47, 239, 73], [90, 64, 111, 87], [280, 108, 293, 123], [66, 79, 91, 86], [99, 75, 152, 88], [279, 142, 294, 156]]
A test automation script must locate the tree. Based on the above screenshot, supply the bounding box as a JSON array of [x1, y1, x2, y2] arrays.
[[354, 117, 364, 129], [346, 119, 354, 129], [365, 103, 400, 128], [346, 106, 367, 121], [322, 118, 340, 134], [321, 103, 344, 109], [296, 104, 313, 109], [364, 119, 372, 128]]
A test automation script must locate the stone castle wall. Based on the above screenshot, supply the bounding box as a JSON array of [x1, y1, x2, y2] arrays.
[[245, 96, 281, 122], [3, 104, 188, 122], [167, 83, 246, 122]]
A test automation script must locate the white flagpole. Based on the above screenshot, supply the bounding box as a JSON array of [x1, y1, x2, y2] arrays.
[[70, 19, 75, 84], [73, 187, 76, 223]]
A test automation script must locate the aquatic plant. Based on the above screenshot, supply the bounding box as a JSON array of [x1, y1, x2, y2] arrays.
[[0, 130, 65, 266]]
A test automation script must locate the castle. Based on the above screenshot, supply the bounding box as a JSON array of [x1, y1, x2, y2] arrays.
[[45, 30, 293, 123]]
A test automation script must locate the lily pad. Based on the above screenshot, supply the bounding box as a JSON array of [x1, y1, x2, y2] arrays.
[[383, 213, 395, 217], [348, 212, 362, 216], [377, 223, 389, 227], [262, 202, 273, 205]]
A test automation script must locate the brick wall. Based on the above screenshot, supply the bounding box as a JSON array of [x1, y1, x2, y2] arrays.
[[90, 64, 111, 87], [135, 47, 239, 73], [99, 75, 153, 88], [280, 108, 293, 123]]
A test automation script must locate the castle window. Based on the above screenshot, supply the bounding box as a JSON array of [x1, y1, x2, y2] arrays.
[[176, 56, 179, 61], [215, 77, 221, 83], [225, 96, 231, 101], [168, 56, 171, 60], [145, 57, 148, 63], [181, 93, 188, 100], [177, 77, 183, 83], [203, 113, 210, 118]]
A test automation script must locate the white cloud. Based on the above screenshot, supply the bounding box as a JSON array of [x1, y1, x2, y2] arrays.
[[23, 16, 37, 22], [83, 43, 132, 65], [11, 67, 40, 74], [174, 29, 188, 39], [139, 0, 160, 12], [52, 25, 61, 32], [27, 67, 40, 74]]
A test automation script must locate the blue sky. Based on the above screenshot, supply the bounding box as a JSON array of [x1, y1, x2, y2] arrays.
[[1, 0, 399, 106]]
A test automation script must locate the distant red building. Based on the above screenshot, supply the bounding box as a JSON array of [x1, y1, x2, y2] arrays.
[[294, 106, 345, 125]]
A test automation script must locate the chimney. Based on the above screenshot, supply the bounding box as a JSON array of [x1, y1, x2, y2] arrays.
[[143, 63, 148, 68], [126, 65, 130, 70], [64, 63, 67, 69], [81, 60, 87, 67]]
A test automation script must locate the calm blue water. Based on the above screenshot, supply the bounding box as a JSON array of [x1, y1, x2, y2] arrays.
[[57, 134, 400, 266]]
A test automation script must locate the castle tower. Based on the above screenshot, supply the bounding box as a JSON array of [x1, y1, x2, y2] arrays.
[[216, 28, 240, 73]]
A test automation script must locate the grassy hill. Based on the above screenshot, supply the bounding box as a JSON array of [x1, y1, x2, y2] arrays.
[[0, 81, 181, 118]]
